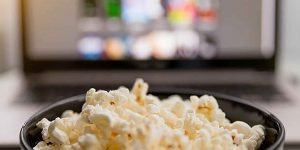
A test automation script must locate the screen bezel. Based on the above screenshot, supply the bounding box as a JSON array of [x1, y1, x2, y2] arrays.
[[20, 0, 280, 73]]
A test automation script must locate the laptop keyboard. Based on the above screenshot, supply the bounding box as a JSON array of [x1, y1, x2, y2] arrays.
[[19, 85, 118, 103], [19, 84, 287, 103], [185, 84, 287, 102]]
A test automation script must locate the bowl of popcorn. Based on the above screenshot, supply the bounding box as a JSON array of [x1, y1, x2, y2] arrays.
[[20, 79, 285, 150]]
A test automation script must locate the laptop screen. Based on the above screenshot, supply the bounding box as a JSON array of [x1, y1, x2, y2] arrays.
[[23, 0, 276, 62]]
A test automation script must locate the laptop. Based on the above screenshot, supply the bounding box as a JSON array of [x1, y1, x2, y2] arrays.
[[18, 0, 286, 104]]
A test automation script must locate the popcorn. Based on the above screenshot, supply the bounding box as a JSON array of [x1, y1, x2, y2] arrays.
[[230, 121, 253, 139], [34, 79, 265, 150], [131, 78, 149, 105], [171, 100, 188, 118], [36, 118, 51, 143], [78, 134, 102, 150], [33, 141, 48, 150]]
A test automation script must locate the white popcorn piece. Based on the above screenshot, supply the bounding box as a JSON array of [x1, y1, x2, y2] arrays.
[[33, 141, 48, 150], [145, 104, 160, 114], [231, 129, 244, 145], [51, 127, 70, 144], [47, 118, 74, 145], [62, 110, 78, 118], [145, 94, 161, 106], [184, 111, 205, 139], [191, 95, 215, 119], [230, 121, 253, 139], [252, 125, 265, 149], [171, 100, 188, 118], [34, 79, 265, 150], [146, 114, 165, 125], [36, 118, 51, 143], [85, 105, 120, 129], [159, 108, 181, 128], [161, 95, 182, 111], [131, 78, 149, 105], [78, 134, 102, 150], [109, 90, 128, 106]]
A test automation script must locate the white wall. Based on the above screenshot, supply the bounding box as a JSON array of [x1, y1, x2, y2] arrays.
[[279, 0, 300, 77], [0, 0, 7, 71], [0, 0, 20, 71]]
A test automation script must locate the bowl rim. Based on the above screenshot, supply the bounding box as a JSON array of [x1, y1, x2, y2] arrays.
[[20, 88, 285, 150], [20, 94, 85, 150]]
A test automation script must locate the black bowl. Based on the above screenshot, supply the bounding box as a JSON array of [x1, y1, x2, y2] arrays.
[[20, 88, 285, 150]]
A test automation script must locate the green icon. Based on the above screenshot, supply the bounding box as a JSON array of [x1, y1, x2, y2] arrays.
[[104, 0, 122, 18]]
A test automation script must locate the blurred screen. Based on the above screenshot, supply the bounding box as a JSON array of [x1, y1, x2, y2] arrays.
[[24, 0, 275, 61]]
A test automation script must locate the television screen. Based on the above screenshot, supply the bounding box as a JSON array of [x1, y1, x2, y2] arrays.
[[24, 0, 275, 61]]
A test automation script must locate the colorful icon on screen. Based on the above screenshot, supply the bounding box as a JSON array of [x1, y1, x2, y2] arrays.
[[174, 29, 200, 58], [167, 0, 198, 26], [122, 0, 146, 24], [78, 36, 103, 60], [77, 0, 219, 60], [122, 0, 163, 24], [104, 0, 122, 18], [150, 31, 176, 59], [143, 0, 164, 20], [131, 37, 152, 60], [104, 38, 126, 60], [196, 0, 218, 31]]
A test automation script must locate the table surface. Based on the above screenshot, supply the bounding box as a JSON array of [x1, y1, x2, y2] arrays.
[[1, 70, 300, 146]]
